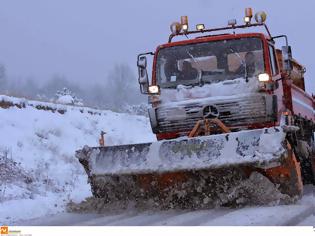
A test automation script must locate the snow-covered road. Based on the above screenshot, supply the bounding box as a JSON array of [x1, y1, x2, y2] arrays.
[[16, 186, 315, 226]]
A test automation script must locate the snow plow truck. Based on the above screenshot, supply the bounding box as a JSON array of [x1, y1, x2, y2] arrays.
[[77, 9, 315, 208]]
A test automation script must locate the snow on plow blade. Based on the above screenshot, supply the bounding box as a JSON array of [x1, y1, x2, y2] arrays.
[[76, 127, 301, 208]]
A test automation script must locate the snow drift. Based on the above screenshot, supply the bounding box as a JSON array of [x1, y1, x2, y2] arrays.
[[0, 95, 155, 224]]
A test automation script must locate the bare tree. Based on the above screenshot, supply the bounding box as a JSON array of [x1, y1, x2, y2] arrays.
[[0, 64, 7, 93], [106, 63, 142, 109]]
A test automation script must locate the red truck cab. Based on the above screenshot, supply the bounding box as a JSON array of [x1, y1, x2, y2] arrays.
[[136, 12, 314, 142]]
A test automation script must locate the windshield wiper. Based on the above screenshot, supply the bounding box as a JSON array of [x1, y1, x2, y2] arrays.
[[229, 48, 248, 82], [186, 50, 203, 85]]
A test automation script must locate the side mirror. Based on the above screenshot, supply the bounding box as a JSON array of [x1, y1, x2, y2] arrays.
[[282, 46, 293, 72], [137, 56, 147, 69], [137, 56, 149, 94]]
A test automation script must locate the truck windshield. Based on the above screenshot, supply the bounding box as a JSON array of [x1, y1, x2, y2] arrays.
[[156, 37, 264, 88]]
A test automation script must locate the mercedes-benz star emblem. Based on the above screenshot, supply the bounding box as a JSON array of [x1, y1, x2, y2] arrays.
[[203, 105, 219, 118]]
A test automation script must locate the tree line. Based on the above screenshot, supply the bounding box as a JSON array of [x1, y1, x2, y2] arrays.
[[0, 63, 146, 112]]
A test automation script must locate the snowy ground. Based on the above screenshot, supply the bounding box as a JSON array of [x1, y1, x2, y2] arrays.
[[1, 95, 314, 226], [14, 186, 315, 226], [0, 95, 155, 224]]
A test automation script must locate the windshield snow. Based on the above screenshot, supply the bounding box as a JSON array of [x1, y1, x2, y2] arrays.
[[156, 37, 264, 88]]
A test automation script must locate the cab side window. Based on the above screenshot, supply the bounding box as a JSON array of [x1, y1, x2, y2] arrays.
[[269, 45, 278, 76]]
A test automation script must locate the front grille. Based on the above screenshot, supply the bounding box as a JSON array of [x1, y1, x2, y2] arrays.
[[155, 94, 276, 133]]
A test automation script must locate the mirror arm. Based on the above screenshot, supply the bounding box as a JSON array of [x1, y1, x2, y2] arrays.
[[272, 35, 293, 75], [137, 52, 155, 62], [272, 35, 288, 48]]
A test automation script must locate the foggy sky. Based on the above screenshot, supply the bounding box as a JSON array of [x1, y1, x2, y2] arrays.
[[0, 0, 314, 93]]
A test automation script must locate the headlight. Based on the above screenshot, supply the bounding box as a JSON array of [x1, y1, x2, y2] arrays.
[[244, 16, 251, 24], [196, 24, 205, 31], [148, 85, 160, 94], [170, 22, 181, 34], [255, 11, 267, 24], [258, 73, 270, 82], [181, 24, 188, 32], [244, 8, 253, 24], [181, 16, 189, 32], [228, 19, 237, 27]]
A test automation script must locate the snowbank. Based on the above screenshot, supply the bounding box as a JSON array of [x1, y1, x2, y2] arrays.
[[56, 94, 75, 105], [0, 96, 155, 224], [0, 95, 99, 115]]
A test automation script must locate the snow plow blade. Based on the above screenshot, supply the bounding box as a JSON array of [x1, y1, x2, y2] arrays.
[[76, 127, 303, 208]]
